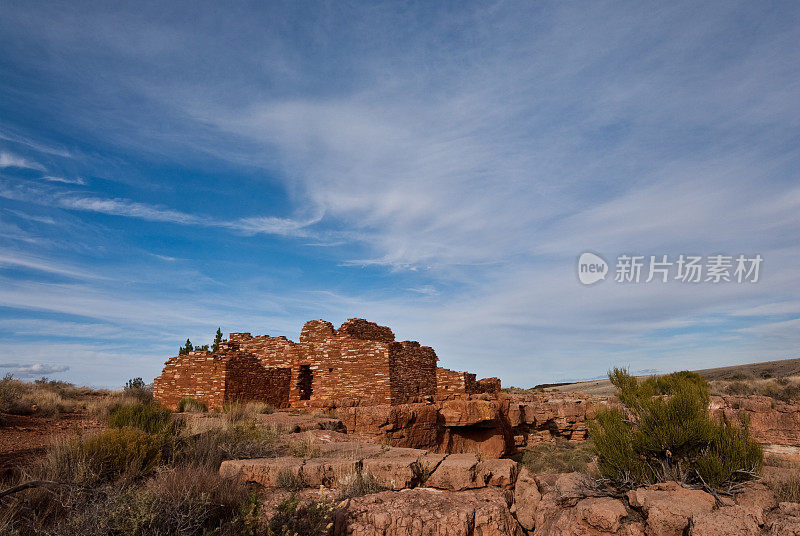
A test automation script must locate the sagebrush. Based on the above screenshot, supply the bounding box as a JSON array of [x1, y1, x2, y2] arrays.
[[590, 368, 762, 490]]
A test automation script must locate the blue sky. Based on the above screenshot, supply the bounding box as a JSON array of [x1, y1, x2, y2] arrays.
[[0, 1, 797, 387]]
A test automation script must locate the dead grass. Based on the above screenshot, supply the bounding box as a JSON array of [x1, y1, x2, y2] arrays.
[[336, 469, 386, 500], [519, 438, 596, 475], [0, 375, 90, 418], [763, 456, 800, 503], [710, 376, 800, 402], [289, 432, 321, 458]]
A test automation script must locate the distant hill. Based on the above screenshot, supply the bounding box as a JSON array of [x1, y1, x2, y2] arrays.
[[541, 357, 800, 397]]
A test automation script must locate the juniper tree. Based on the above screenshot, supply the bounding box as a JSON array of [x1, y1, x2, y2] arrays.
[[212, 327, 224, 353]]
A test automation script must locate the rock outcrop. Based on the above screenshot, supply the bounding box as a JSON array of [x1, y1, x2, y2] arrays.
[[711, 395, 800, 447], [337, 393, 594, 458], [334, 488, 523, 536]]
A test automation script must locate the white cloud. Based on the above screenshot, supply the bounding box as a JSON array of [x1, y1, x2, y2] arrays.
[[0, 362, 70, 377], [0, 151, 44, 171], [41, 175, 86, 185]]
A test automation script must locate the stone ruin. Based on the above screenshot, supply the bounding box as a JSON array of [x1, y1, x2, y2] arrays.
[[153, 318, 500, 410]]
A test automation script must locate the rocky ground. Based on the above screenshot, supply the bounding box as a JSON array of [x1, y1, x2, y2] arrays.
[[215, 409, 800, 535], [4, 379, 800, 535]]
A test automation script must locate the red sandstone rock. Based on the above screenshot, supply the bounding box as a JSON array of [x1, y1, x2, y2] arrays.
[[362, 451, 425, 490], [438, 426, 511, 458], [333, 488, 522, 536], [219, 457, 301, 487], [575, 497, 629, 533], [690, 505, 760, 536], [626, 481, 716, 536], [733, 481, 777, 525], [710, 394, 800, 446], [765, 502, 800, 535], [439, 399, 502, 427], [476, 458, 518, 488], [532, 472, 645, 536], [425, 453, 481, 491], [512, 466, 540, 531]]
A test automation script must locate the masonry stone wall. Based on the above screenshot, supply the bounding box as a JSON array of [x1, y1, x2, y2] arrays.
[[153, 346, 292, 411], [154, 318, 498, 409], [153, 351, 228, 410], [224, 353, 291, 408], [436, 367, 476, 399], [389, 341, 438, 402]]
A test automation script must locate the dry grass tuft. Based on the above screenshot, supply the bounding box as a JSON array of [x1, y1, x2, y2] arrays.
[[520, 438, 596, 475]]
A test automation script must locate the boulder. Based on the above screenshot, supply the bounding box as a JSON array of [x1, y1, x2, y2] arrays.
[[362, 454, 421, 490], [439, 399, 503, 427], [333, 487, 523, 536], [575, 497, 628, 533], [734, 481, 777, 525], [690, 505, 760, 536], [438, 426, 512, 458], [219, 457, 302, 487], [626, 481, 715, 536], [338, 403, 440, 449], [425, 453, 481, 491], [476, 458, 518, 488], [301, 457, 360, 488], [512, 467, 540, 531]]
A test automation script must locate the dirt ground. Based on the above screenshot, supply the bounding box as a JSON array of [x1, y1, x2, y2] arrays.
[[0, 412, 103, 479]]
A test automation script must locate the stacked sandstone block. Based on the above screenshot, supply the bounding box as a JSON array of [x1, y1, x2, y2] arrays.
[[154, 318, 499, 410]]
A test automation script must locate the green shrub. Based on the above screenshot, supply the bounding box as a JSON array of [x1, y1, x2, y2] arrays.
[[80, 427, 165, 482], [591, 368, 762, 490], [521, 438, 595, 474], [177, 397, 208, 413], [264, 494, 335, 536], [123, 377, 154, 404], [108, 402, 177, 434]]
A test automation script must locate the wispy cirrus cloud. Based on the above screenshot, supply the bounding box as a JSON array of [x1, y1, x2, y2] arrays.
[[41, 175, 86, 185], [0, 151, 44, 171], [0, 181, 319, 237]]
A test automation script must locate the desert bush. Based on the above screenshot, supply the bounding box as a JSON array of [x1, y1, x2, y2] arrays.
[[591, 368, 762, 490], [108, 402, 178, 434], [0, 374, 83, 418], [725, 380, 753, 396], [521, 438, 595, 474], [222, 401, 274, 426], [264, 494, 335, 536], [177, 397, 208, 413], [246, 401, 275, 414], [86, 392, 139, 421], [79, 427, 166, 482], [337, 469, 386, 500], [111, 465, 251, 536], [175, 420, 286, 468], [0, 374, 34, 415], [123, 377, 154, 404]]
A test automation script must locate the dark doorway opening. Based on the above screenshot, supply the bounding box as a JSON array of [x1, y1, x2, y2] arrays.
[[298, 365, 313, 400]]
